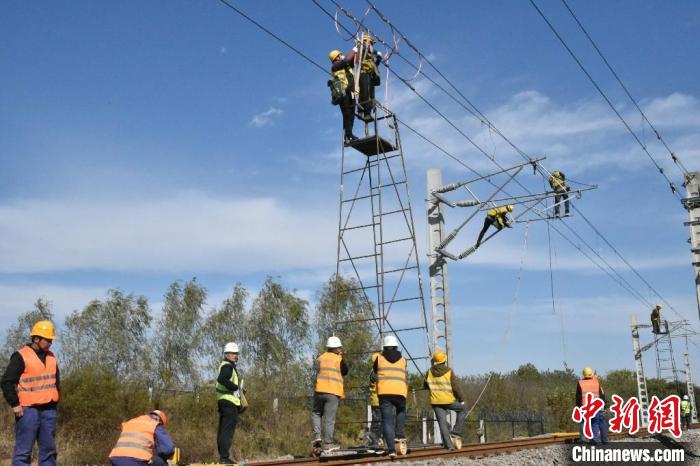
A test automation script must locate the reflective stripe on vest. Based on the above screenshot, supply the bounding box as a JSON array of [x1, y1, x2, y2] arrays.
[[17, 346, 59, 406], [487, 206, 509, 218], [216, 361, 241, 406], [109, 415, 158, 460], [426, 369, 456, 405], [333, 67, 352, 91], [549, 172, 565, 190], [681, 400, 691, 414], [315, 352, 344, 398], [376, 355, 407, 398], [578, 376, 601, 400]]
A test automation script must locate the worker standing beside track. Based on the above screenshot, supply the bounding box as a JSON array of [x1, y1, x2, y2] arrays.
[[366, 353, 383, 447], [1, 320, 59, 466], [371, 335, 408, 458], [681, 395, 692, 430], [312, 336, 348, 451], [576, 367, 607, 445], [216, 342, 242, 465], [109, 410, 174, 466], [424, 351, 466, 450]]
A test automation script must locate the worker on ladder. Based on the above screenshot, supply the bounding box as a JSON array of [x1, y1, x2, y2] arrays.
[[576, 367, 607, 445], [681, 395, 692, 430], [371, 335, 408, 458], [347, 34, 382, 123], [548, 170, 570, 217], [476, 205, 514, 248], [216, 342, 243, 465], [366, 353, 384, 447], [109, 410, 175, 466], [651, 304, 663, 334], [424, 351, 466, 450], [328, 50, 358, 144], [312, 336, 348, 451]]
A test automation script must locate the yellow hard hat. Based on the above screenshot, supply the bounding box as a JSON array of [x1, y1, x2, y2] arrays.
[[151, 410, 168, 427], [329, 50, 342, 62], [582, 367, 594, 378], [362, 34, 375, 43], [506, 205, 514, 212], [655, 304, 662, 309], [31, 321, 55, 340], [432, 351, 447, 365]]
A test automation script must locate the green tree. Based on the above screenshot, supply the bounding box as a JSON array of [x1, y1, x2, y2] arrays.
[[0, 299, 54, 366], [154, 278, 207, 389], [60, 290, 152, 379], [200, 284, 248, 377]]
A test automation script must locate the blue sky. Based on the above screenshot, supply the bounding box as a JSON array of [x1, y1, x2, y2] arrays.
[[1, 1, 700, 381]]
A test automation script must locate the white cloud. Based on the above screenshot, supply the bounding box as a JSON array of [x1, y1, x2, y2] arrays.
[[0, 284, 107, 325], [249, 106, 284, 128]]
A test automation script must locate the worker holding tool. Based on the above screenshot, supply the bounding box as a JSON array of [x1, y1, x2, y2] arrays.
[[1, 320, 59, 466], [371, 335, 408, 458], [328, 49, 358, 144], [216, 342, 242, 465], [312, 336, 348, 451], [109, 410, 175, 466], [548, 170, 570, 217], [424, 351, 467, 450], [476, 205, 514, 248], [347, 34, 382, 122]]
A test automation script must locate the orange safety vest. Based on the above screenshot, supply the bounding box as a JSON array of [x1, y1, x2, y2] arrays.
[[578, 376, 601, 400], [315, 352, 344, 398], [17, 346, 59, 406], [376, 355, 408, 398], [109, 415, 159, 461]]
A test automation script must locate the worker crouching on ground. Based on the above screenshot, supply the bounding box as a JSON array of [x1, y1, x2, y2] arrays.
[[371, 335, 408, 458], [109, 410, 174, 466], [681, 395, 692, 430], [328, 49, 358, 144], [347, 34, 382, 122], [1, 320, 59, 466], [549, 170, 570, 217], [577, 367, 607, 445], [216, 342, 242, 465], [366, 353, 383, 447], [651, 304, 663, 334], [424, 351, 466, 450], [476, 205, 513, 248], [312, 336, 348, 450]]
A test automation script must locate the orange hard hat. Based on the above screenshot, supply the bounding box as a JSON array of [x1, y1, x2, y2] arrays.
[[150, 410, 167, 427]]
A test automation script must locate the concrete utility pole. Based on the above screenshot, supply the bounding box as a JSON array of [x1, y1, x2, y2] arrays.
[[427, 168, 452, 361], [683, 172, 700, 320], [684, 349, 698, 423]]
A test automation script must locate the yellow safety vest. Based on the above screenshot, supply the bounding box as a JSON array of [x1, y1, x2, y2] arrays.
[[376, 355, 407, 398], [315, 352, 344, 398], [549, 171, 565, 190], [487, 206, 509, 227], [681, 400, 691, 415], [426, 369, 456, 405], [333, 67, 353, 92], [216, 361, 241, 406]]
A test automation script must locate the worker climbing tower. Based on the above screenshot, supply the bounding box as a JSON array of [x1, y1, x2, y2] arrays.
[[334, 102, 431, 373]]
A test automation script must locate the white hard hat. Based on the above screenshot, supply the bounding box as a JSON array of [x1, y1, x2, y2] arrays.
[[326, 336, 342, 348], [383, 335, 399, 347], [223, 342, 239, 353], [684, 395, 689, 400]]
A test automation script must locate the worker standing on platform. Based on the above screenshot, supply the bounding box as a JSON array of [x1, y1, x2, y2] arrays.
[[347, 34, 382, 122], [371, 335, 408, 458], [476, 205, 514, 248], [312, 336, 348, 450], [1, 320, 59, 466], [424, 351, 466, 450], [681, 395, 692, 430], [328, 50, 358, 144], [216, 342, 242, 465], [109, 410, 175, 466], [549, 170, 570, 217], [651, 304, 662, 334], [366, 353, 383, 447], [576, 367, 607, 445]]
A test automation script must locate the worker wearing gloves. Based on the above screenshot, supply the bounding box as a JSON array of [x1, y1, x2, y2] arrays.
[[476, 205, 514, 248], [347, 34, 382, 122], [216, 342, 242, 465], [548, 170, 570, 217], [424, 351, 467, 450], [576, 367, 607, 445], [328, 50, 358, 144], [312, 336, 348, 450], [109, 410, 174, 466], [681, 395, 692, 430], [371, 335, 408, 458], [1, 320, 60, 466], [366, 353, 383, 447]]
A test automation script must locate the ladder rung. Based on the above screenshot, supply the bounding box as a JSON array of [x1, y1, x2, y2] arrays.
[[375, 208, 410, 217], [380, 266, 418, 275], [335, 317, 381, 325], [340, 252, 379, 262], [382, 296, 422, 305], [371, 180, 407, 190], [343, 193, 378, 203], [341, 222, 377, 231], [337, 284, 379, 293], [392, 326, 427, 333], [381, 237, 413, 245]]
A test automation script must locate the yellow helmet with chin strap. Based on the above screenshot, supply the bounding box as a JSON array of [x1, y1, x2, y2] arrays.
[[31, 321, 56, 340], [329, 50, 342, 62], [582, 367, 594, 378]]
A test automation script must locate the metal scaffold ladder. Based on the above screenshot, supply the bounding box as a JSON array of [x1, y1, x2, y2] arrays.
[[630, 315, 650, 428], [684, 350, 699, 423], [334, 103, 431, 374], [653, 323, 681, 392]]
